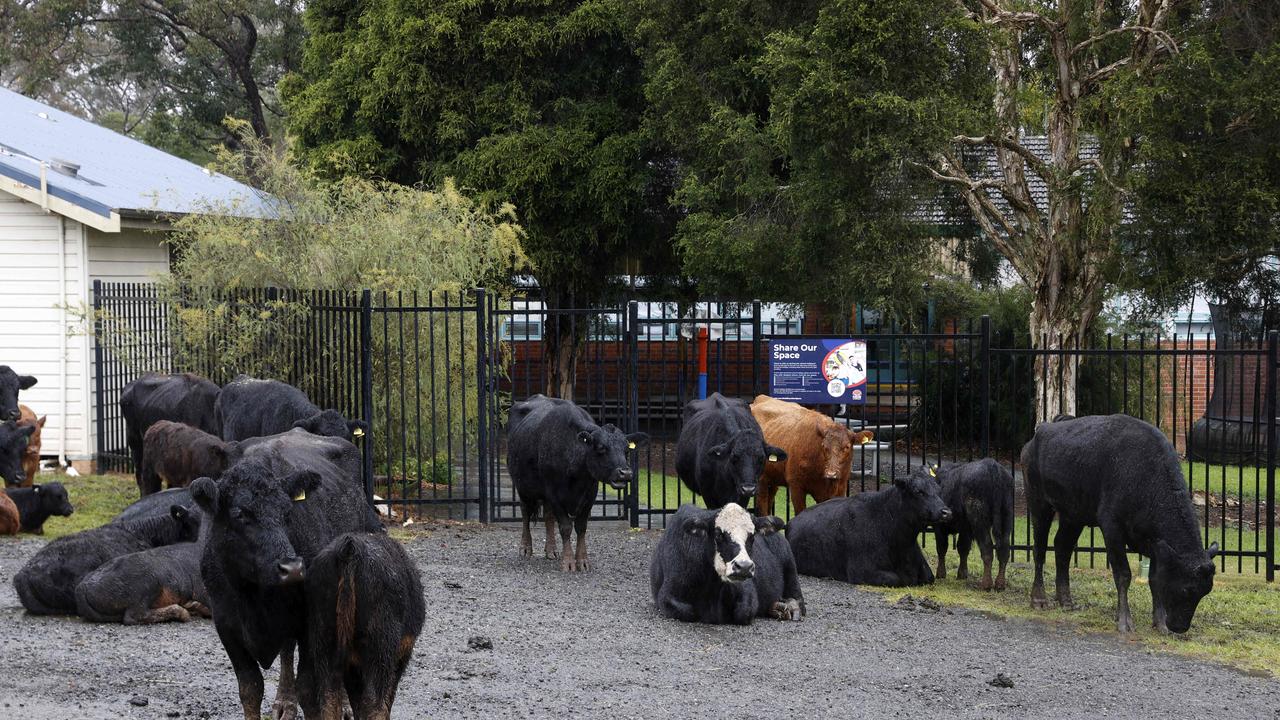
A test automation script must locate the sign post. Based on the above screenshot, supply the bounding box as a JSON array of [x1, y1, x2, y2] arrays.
[[767, 339, 868, 405]]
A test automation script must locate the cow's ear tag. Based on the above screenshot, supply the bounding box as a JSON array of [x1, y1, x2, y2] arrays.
[[860, 435, 870, 444], [352, 428, 365, 438], [293, 489, 306, 502], [928, 466, 936, 477], [628, 441, 636, 450], [768, 454, 778, 462]]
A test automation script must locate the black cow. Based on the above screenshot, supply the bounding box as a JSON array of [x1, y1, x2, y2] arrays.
[[787, 466, 952, 586], [0, 420, 38, 487], [1022, 413, 1218, 634], [650, 503, 804, 625], [4, 482, 74, 534], [114, 487, 191, 524], [506, 394, 647, 572], [675, 393, 786, 509], [932, 459, 1014, 591], [298, 532, 425, 720], [190, 428, 382, 720], [121, 373, 221, 484], [0, 366, 36, 421], [217, 375, 368, 442], [75, 541, 211, 624], [140, 420, 234, 496], [12, 505, 200, 615]]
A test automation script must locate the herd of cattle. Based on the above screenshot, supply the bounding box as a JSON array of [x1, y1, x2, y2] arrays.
[[0, 366, 1223, 717]]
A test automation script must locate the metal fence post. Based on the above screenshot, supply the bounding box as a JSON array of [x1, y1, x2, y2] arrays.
[[92, 280, 106, 474], [752, 299, 762, 394], [1266, 330, 1276, 582], [628, 300, 641, 528], [980, 314, 992, 457], [360, 289, 375, 506], [475, 288, 490, 524]]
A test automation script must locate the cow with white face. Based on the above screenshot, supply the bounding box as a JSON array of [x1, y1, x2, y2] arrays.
[[650, 503, 805, 625]]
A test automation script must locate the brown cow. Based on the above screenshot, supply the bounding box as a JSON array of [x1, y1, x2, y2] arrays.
[[140, 420, 233, 497], [17, 404, 46, 486], [750, 395, 874, 516], [0, 490, 19, 535]]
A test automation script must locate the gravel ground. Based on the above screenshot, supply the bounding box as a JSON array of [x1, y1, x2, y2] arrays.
[[1, 522, 1277, 720]]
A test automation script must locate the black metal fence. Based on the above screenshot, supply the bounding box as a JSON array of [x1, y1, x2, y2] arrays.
[[91, 282, 1277, 579]]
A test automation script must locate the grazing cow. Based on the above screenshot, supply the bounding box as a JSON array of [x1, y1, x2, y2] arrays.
[[121, 373, 222, 484], [932, 459, 1014, 591], [190, 428, 382, 720], [114, 487, 191, 524], [650, 503, 804, 625], [750, 395, 874, 515], [5, 481, 74, 534], [507, 395, 647, 572], [217, 375, 368, 442], [0, 420, 38, 487], [299, 533, 425, 720], [676, 393, 787, 509], [1022, 414, 1218, 634], [140, 420, 234, 496], [0, 366, 36, 421], [75, 542, 211, 624], [12, 505, 200, 615], [787, 466, 952, 586], [17, 405, 45, 485], [0, 490, 18, 535]]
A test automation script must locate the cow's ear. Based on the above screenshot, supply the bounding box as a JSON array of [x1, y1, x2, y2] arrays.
[[284, 470, 321, 501], [765, 445, 787, 463], [625, 432, 649, 450], [31, 484, 40, 494], [709, 441, 728, 458], [36, 416, 46, 428], [291, 416, 316, 433], [347, 419, 368, 439], [893, 475, 907, 489], [18, 423, 36, 439], [753, 516, 784, 536], [169, 504, 189, 522], [17, 375, 36, 390], [1206, 541, 1220, 560], [190, 477, 219, 515], [577, 430, 593, 444]]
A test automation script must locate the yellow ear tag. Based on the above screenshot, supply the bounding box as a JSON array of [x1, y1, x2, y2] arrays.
[[293, 489, 306, 502], [928, 466, 936, 477], [352, 428, 365, 438], [860, 436, 870, 444], [628, 441, 636, 450], [768, 454, 778, 462]]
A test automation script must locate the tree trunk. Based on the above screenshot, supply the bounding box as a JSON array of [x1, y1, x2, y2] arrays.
[[542, 291, 584, 400], [1028, 292, 1097, 424]]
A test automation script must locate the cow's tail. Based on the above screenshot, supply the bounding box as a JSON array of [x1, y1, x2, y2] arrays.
[[994, 466, 1015, 553], [333, 536, 361, 664]]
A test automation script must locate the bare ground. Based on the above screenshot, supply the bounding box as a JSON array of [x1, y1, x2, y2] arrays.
[[1, 522, 1277, 720]]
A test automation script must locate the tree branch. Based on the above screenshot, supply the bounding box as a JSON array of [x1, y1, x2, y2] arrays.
[[953, 134, 1052, 181], [1071, 25, 1177, 58]]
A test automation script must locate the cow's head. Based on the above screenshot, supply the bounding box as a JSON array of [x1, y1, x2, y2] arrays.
[[818, 427, 872, 485], [893, 466, 952, 525], [1149, 540, 1217, 634], [0, 367, 36, 421], [293, 409, 368, 442], [682, 503, 784, 582], [190, 460, 321, 587], [0, 420, 37, 486], [23, 415, 46, 453], [706, 429, 787, 502], [577, 423, 647, 490], [169, 504, 203, 543], [32, 481, 74, 517]]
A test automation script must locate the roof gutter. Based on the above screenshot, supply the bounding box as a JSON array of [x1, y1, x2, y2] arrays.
[[0, 166, 121, 232]]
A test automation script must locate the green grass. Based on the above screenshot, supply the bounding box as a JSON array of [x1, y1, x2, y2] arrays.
[[4, 473, 138, 540], [1181, 460, 1270, 501], [864, 542, 1280, 676]]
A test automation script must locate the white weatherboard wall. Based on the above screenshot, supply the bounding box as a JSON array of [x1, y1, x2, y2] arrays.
[[0, 193, 90, 460]]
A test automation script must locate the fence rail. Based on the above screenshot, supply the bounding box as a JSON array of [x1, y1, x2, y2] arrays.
[[91, 282, 1277, 579]]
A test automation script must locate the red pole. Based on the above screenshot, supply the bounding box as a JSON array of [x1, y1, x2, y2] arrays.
[[697, 326, 709, 399]]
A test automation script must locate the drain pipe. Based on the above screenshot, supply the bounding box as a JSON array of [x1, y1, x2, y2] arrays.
[[58, 214, 68, 472]]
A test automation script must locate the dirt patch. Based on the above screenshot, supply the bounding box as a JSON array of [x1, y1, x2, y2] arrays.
[[1, 523, 1277, 719]]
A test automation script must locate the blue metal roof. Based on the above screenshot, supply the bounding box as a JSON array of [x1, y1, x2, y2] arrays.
[[0, 87, 272, 221]]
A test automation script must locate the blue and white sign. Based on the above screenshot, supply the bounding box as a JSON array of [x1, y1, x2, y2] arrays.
[[768, 339, 868, 404]]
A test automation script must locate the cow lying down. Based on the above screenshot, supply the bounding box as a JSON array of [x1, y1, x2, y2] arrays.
[[650, 503, 804, 625], [13, 505, 201, 615], [76, 541, 211, 625]]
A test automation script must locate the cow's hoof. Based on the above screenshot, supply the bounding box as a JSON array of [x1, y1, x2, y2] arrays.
[[560, 558, 577, 572], [935, 568, 946, 579], [1117, 616, 1136, 634], [544, 547, 559, 560], [576, 558, 592, 572], [1058, 596, 1077, 611], [520, 544, 533, 558], [994, 578, 1007, 592], [956, 568, 969, 580], [1031, 594, 1051, 610], [978, 579, 993, 592], [272, 699, 298, 720], [771, 599, 803, 621], [184, 601, 213, 618]]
